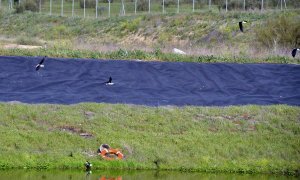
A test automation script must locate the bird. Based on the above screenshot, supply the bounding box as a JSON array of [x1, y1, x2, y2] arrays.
[[239, 21, 247, 32], [84, 161, 92, 175], [85, 161, 92, 170], [104, 77, 114, 85], [36, 56, 47, 71], [292, 48, 300, 58]]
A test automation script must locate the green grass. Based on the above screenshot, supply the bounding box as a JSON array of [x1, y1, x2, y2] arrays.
[[0, 47, 298, 64], [0, 6, 299, 176], [0, 9, 299, 59], [0, 103, 299, 175]]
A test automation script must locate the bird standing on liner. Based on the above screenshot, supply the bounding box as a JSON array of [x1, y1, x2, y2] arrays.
[[36, 56, 47, 71], [105, 76, 114, 85], [239, 21, 247, 32], [292, 48, 300, 58]]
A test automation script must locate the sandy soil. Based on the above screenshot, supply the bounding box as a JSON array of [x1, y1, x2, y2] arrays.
[[2, 44, 43, 49]]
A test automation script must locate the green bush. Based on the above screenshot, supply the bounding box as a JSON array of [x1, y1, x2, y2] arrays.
[[79, 0, 96, 8], [137, 0, 148, 11], [15, 4, 25, 14], [163, 0, 177, 8], [255, 14, 300, 48], [97, 6, 107, 15], [25, 0, 39, 12], [15, 0, 39, 13], [119, 18, 141, 33]]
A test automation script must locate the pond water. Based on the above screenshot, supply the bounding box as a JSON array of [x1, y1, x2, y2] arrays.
[[0, 170, 296, 180]]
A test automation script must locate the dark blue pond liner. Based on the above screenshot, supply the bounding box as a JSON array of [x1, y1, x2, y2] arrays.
[[0, 56, 299, 106]]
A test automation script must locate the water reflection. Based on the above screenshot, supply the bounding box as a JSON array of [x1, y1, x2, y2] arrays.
[[0, 169, 297, 180], [99, 176, 122, 180]]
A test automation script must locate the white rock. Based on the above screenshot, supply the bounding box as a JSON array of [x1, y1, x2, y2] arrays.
[[173, 48, 186, 55]]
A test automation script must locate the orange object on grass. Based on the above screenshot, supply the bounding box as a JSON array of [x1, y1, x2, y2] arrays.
[[98, 144, 124, 160]]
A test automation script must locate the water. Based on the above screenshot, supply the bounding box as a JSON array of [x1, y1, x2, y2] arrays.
[[0, 170, 296, 180]]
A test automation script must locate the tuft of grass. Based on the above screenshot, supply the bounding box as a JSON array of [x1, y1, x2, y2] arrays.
[[0, 103, 299, 175], [15, 37, 43, 46], [255, 12, 300, 48]]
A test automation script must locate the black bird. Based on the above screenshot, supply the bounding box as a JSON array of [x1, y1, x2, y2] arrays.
[[36, 56, 47, 71], [84, 161, 92, 175], [105, 77, 114, 85], [239, 21, 247, 32], [292, 48, 300, 58], [84, 161, 92, 171]]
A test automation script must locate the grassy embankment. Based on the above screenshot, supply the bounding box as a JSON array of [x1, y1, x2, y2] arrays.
[[0, 9, 299, 62], [0, 7, 299, 176], [0, 103, 299, 175]]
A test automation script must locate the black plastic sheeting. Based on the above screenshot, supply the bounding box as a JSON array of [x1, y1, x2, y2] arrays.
[[0, 56, 299, 106]]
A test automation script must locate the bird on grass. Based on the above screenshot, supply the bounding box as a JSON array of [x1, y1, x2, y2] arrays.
[[36, 56, 47, 71], [239, 21, 247, 32], [84, 161, 92, 175], [292, 48, 300, 58], [104, 77, 114, 85]]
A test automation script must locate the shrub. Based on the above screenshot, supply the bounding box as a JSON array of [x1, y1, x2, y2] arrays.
[[255, 14, 300, 48], [15, 4, 25, 14], [97, 6, 107, 15], [25, 0, 39, 12], [14, 0, 39, 13], [79, 0, 96, 8], [120, 18, 141, 33], [15, 0, 39, 13], [137, 0, 148, 11], [163, 0, 177, 8]]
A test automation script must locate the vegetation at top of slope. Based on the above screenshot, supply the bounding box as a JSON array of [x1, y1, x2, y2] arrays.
[[255, 14, 300, 48], [0, 9, 280, 40], [0, 9, 299, 59], [0, 103, 299, 176]]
